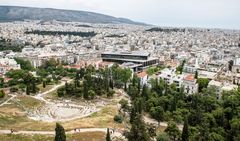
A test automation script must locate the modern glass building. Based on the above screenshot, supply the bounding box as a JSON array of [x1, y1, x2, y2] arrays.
[[101, 51, 159, 70]]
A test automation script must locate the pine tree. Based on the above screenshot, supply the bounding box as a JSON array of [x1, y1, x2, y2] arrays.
[[54, 123, 66, 141], [106, 128, 111, 141], [127, 114, 150, 141], [182, 118, 189, 141], [165, 121, 181, 141]]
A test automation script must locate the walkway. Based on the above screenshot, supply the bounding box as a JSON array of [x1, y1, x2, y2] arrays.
[[0, 128, 119, 135], [0, 94, 16, 107]]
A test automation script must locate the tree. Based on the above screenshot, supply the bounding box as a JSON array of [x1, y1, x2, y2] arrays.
[[165, 121, 181, 141], [0, 90, 5, 98], [6, 69, 27, 80], [194, 70, 198, 79], [31, 78, 37, 94], [150, 106, 164, 125], [176, 60, 186, 74], [114, 115, 123, 123], [197, 78, 209, 92], [88, 90, 96, 99], [26, 84, 30, 95], [14, 58, 33, 71], [57, 87, 65, 97], [147, 67, 157, 75], [157, 133, 170, 141], [43, 80, 46, 88], [106, 128, 111, 141], [54, 123, 66, 141], [10, 87, 18, 93], [182, 118, 189, 141], [79, 68, 85, 79], [228, 60, 234, 71], [127, 114, 150, 141], [0, 78, 4, 88], [83, 80, 89, 99], [119, 99, 129, 113], [142, 84, 149, 100]]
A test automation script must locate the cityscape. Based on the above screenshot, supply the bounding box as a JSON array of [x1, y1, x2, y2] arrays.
[[0, 1, 240, 141]]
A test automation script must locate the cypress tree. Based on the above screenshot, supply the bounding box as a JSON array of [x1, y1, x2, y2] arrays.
[[31, 80, 37, 94], [106, 128, 111, 141], [43, 80, 46, 88], [54, 123, 66, 141], [109, 78, 114, 89], [141, 84, 148, 100], [182, 118, 189, 141], [83, 80, 89, 99], [194, 70, 198, 79], [26, 84, 30, 95]]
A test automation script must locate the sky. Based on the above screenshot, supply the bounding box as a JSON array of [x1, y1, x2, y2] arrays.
[[1, 0, 240, 29]]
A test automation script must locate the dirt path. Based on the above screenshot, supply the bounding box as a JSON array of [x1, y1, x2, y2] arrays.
[[33, 79, 73, 102], [0, 94, 16, 107], [0, 128, 120, 135], [143, 116, 183, 131]]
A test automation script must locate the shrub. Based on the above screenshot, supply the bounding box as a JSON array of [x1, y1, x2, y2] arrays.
[[0, 90, 5, 98], [114, 115, 123, 123], [10, 87, 18, 93], [157, 133, 170, 141]]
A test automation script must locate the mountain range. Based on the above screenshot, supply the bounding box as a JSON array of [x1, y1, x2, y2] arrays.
[[0, 6, 146, 25]]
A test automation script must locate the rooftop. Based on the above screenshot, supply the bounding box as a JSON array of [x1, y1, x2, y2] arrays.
[[208, 80, 222, 87], [102, 51, 150, 57], [137, 71, 147, 78], [184, 74, 195, 81]]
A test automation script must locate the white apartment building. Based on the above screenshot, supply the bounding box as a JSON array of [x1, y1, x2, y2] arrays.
[[136, 71, 148, 86], [182, 74, 199, 95], [158, 68, 184, 89], [208, 80, 238, 99], [232, 58, 240, 73], [0, 58, 21, 75]]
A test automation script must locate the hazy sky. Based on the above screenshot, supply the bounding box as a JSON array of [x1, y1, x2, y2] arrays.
[[1, 0, 240, 29]]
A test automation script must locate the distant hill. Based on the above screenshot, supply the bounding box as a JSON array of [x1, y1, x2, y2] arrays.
[[0, 6, 147, 25]]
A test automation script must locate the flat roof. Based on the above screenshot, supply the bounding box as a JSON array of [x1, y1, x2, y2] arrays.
[[199, 70, 217, 79], [102, 57, 158, 63], [208, 80, 222, 87], [102, 51, 150, 57]]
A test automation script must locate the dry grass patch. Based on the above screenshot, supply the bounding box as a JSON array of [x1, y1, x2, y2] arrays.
[[0, 101, 54, 131], [0, 132, 105, 141], [14, 95, 43, 109], [156, 126, 167, 134], [38, 84, 54, 92], [62, 105, 124, 130]]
